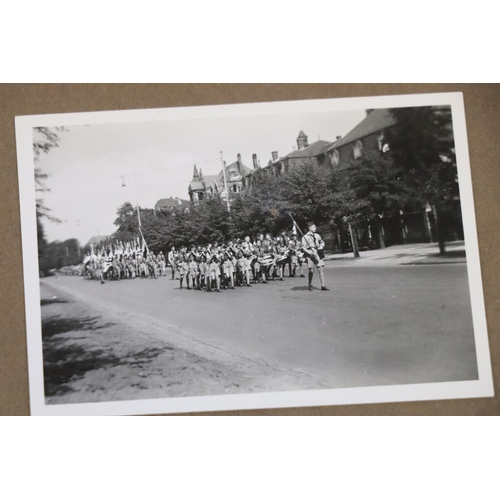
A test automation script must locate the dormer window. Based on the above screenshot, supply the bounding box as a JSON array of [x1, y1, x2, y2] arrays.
[[353, 140, 363, 159]]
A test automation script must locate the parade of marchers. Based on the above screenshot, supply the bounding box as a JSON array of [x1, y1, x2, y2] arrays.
[[84, 223, 329, 292]]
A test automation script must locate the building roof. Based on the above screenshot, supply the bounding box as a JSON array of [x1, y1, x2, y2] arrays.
[[326, 109, 396, 151], [189, 160, 252, 191], [86, 235, 109, 247], [155, 197, 190, 211], [288, 140, 333, 159]]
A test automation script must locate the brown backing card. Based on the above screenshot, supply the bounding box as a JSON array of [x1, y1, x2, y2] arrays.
[[1, 83, 498, 415]]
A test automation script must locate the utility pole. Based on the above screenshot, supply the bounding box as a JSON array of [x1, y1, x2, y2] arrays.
[[220, 150, 230, 212]]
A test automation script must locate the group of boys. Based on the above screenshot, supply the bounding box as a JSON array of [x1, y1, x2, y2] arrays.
[[167, 223, 329, 292], [84, 251, 167, 284]]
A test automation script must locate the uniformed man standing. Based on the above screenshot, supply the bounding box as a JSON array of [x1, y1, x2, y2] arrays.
[[301, 222, 329, 291]]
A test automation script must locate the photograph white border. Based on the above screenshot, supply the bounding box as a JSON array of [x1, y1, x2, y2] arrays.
[[15, 92, 494, 416]]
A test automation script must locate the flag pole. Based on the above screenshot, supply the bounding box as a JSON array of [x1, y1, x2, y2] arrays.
[[136, 204, 150, 254], [220, 151, 230, 212]]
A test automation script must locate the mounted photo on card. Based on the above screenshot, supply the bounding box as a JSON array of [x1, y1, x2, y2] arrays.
[[15, 92, 493, 415]]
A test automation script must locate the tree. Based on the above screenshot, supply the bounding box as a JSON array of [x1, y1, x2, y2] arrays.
[[343, 149, 412, 248], [33, 127, 65, 224], [33, 127, 66, 275], [280, 160, 334, 227], [386, 106, 459, 254]]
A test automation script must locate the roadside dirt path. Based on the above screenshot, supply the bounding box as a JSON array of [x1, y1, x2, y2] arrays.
[[41, 281, 326, 405]]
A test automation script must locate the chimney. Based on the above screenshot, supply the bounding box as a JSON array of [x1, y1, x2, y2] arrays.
[[252, 153, 258, 169], [237, 153, 242, 173], [271, 151, 278, 161], [297, 130, 308, 149], [336, 136, 342, 141]]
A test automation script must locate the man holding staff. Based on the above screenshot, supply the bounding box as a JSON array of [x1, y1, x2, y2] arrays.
[[300, 222, 329, 292]]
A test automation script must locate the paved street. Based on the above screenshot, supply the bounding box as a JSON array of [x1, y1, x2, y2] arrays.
[[41, 260, 478, 394]]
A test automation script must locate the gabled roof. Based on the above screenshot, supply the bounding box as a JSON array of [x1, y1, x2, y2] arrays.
[[288, 139, 333, 158], [189, 161, 252, 190], [201, 174, 220, 188], [327, 109, 396, 151], [224, 160, 253, 177], [86, 235, 109, 246], [155, 197, 190, 210], [297, 130, 308, 139]]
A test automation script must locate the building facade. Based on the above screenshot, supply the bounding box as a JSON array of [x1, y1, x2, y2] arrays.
[[188, 154, 252, 204]]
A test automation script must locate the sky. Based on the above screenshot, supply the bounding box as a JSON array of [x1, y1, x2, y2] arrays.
[[36, 108, 367, 246]]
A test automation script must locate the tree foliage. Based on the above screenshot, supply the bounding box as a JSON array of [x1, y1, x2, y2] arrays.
[[386, 106, 459, 252]]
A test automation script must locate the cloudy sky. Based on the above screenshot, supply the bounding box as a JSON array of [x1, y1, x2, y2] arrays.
[[36, 107, 366, 245]]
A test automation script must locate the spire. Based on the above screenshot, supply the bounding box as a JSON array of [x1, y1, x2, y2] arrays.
[[192, 164, 199, 180]]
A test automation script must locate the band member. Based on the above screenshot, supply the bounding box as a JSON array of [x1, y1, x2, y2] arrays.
[[207, 254, 221, 292], [220, 247, 235, 289], [236, 251, 252, 287], [159, 251, 166, 276], [188, 254, 199, 290], [289, 235, 305, 277], [301, 223, 329, 291], [178, 256, 189, 289], [275, 235, 288, 280], [168, 247, 177, 279], [198, 255, 208, 290], [96, 258, 105, 284], [259, 233, 274, 282]]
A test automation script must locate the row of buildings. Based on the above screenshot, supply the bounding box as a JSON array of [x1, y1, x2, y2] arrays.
[[155, 108, 463, 252]]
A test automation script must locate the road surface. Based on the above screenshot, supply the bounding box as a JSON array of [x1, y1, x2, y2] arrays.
[[41, 262, 479, 401]]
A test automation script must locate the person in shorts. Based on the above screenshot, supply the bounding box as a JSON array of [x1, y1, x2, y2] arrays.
[[301, 223, 329, 291]]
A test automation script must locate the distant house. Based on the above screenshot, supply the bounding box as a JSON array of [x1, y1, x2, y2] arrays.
[[85, 235, 109, 248], [154, 196, 190, 212], [188, 154, 253, 203]]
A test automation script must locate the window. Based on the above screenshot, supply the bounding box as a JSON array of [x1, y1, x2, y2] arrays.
[[353, 140, 363, 159], [331, 149, 340, 167], [378, 132, 390, 153], [377, 133, 384, 151]]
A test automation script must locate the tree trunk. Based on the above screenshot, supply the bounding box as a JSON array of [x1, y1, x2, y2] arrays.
[[348, 223, 360, 258], [433, 205, 446, 255], [423, 207, 433, 243], [376, 216, 385, 249]]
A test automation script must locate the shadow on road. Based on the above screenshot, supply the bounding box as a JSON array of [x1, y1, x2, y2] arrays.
[[41, 312, 175, 398], [41, 297, 68, 306], [42, 315, 116, 340]]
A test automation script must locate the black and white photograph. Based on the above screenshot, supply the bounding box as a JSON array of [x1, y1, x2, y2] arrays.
[[15, 92, 493, 415]]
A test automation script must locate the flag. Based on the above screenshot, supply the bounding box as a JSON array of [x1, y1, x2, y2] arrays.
[[292, 222, 297, 236]]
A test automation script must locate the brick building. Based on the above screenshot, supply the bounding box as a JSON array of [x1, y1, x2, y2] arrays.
[[242, 130, 334, 189]]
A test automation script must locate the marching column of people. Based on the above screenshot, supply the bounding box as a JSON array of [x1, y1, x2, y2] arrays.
[[82, 225, 329, 292]]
